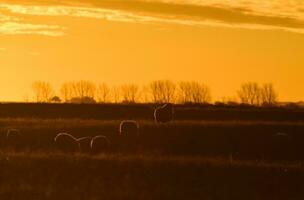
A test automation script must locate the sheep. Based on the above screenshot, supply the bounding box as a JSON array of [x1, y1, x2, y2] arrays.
[[154, 103, 174, 123], [90, 135, 111, 154], [54, 133, 79, 152], [6, 129, 22, 150], [275, 132, 289, 137], [77, 137, 92, 153], [119, 120, 139, 137]]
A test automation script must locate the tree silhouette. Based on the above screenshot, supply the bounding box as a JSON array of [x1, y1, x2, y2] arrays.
[[32, 81, 54, 102], [60, 82, 73, 102], [121, 84, 140, 103], [73, 80, 96, 100], [179, 81, 211, 104], [60, 81, 96, 103], [148, 80, 176, 103], [112, 86, 121, 103], [96, 83, 110, 103], [29, 80, 280, 105], [237, 82, 261, 105], [260, 83, 278, 106], [70, 96, 96, 104], [50, 96, 61, 103]]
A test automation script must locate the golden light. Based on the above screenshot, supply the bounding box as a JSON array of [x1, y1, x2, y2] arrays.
[[0, 0, 303, 102]]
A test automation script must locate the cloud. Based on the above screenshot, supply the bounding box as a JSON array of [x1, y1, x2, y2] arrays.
[[0, 3, 65, 36], [0, 22, 65, 36], [0, 12, 19, 22], [1, 0, 304, 34], [76, 0, 304, 29]]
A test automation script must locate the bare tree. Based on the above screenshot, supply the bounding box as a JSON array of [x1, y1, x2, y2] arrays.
[[60, 82, 73, 102], [29, 79, 280, 105], [32, 81, 54, 102], [73, 80, 96, 99], [149, 81, 161, 103], [178, 81, 192, 103], [192, 83, 211, 103], [148, 80, 176, 103], [260, 83, 278, 106], [60, 81, 96, 103], [179, 81, 211, 104], [237, 82, 261, 105], [96, 83, 110, 103], [120, 84, 140, 103], [112, 86, 121, 103], [140, 85, 150, 103]]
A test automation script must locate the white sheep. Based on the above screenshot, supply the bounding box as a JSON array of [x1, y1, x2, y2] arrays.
[[154, 103, 174, 123], [90, 135, 111, 154], [119, 120, 139, 137], [54, 133, 79, 152]]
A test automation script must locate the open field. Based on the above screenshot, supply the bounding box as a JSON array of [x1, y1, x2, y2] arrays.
[[0, 103, 303, 121], [1, 118, 304, 159], [2, 0, 304, 198], [0, 115, 304, 199], [1, 153, 304, 200]]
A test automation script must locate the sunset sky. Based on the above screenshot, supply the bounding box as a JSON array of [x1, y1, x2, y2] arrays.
[[0, 0, 303, 102]]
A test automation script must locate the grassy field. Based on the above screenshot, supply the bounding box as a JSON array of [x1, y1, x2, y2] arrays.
[[1, 118, 304, 199], [0, 103, 303, 121], [1, 153, 304, 200], [1, 118, 304, 159]]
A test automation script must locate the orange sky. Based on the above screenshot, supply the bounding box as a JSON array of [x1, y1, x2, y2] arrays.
[[0, 0, 304, 102]]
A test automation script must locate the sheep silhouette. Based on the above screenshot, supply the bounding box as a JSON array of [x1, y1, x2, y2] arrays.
[[119, 120, 139, 137], [77, 137, 92, 153], [90, 135, 111, 154], [6, 129, 22, 150], [154, 103, 174, 123], [54, 133, 79, 152], [275, 132, 289, 137]]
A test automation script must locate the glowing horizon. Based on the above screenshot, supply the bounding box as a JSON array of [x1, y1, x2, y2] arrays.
[[0, 0, 304, 102]]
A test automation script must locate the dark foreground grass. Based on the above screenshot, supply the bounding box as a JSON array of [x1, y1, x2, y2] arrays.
[[0, 118, 304, 199], [1, 118, 304, 160], [0, 153, 304, 200]]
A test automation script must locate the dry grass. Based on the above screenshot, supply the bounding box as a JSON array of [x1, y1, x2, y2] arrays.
[[1, 117, 303, 129], [0, 152, 304, 200], [1, 118, 304, 199]]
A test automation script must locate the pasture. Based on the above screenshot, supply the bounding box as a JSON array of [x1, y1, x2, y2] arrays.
[[0, 114, 304, 199], [1, 153, 304, 200], [1, 118, 304, 159]]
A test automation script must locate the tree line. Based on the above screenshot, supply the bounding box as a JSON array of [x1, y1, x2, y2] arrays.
[[30, 80, 278, 106]]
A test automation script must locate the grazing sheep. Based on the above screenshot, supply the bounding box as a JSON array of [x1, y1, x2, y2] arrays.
[[54, 133, 79, 152], [6, 129, 22, 150], [77, 137, 92, 153], [275, 132, 289, 137], [90, 135, 111, 154], [154, 103, 174, 123], [273, 132, 291, 143], [119, 120, 139, 137]]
